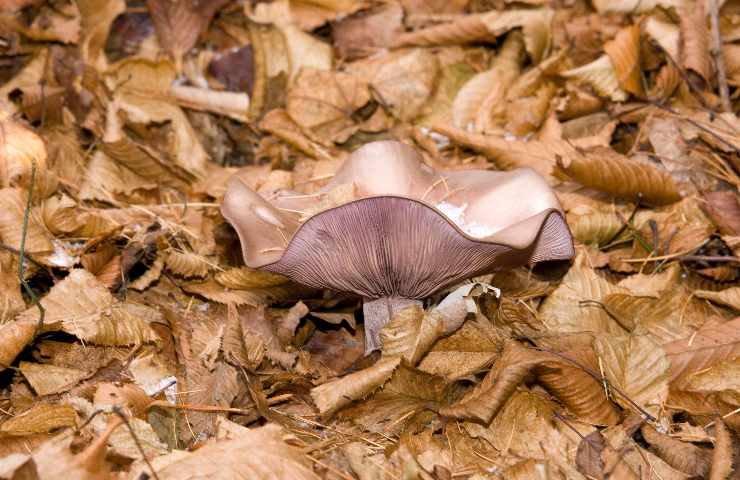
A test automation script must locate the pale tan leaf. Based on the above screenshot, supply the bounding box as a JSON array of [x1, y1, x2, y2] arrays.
[[310, 357, 401, 416], [19, 362, 88, 396], [539, 262, 629, 334], [603, 24, 643, 96], [32, 431, 114, 480], [594, 334, 670, 413], [555, 147, 682, 205], [0, 403, 77, 436], [0, 116, 49, 191], [0, 453, 36, 479], [0, 319, 36, 371], [286, 68, 370, 145], [592, 0, 686, 14], [569, 210, 628, 246], [664, 317, 740, 383], [695, 287, 740, 311], [703, 190, 740, 236], [154, 424, 318, 479], [170, 85, 249, 122], [0, 188, 53, 254], [561, 55, 628, 102]]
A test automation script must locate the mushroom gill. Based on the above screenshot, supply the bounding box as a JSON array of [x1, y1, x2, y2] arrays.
[[222, 140, 574, 351]]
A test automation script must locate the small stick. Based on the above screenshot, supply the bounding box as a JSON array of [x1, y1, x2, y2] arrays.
[[709, 0, 732, 112], [18, 162, 45, 336]]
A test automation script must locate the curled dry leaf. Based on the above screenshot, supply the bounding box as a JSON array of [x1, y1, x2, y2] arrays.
[[0, 188, 53, 254], [561, 55, 628, 101], [77, 0, 125, 70], [641, 424, 711, 477], [439, 340, 548, 423], [679, 1, 712, 87], [554, 147, 682, 205], [537, 348, 621, 426], [310, 356, 401, 416], [0, 115, 49, 191], [452, 31, 524, 131], [603, 24, 643, 97], [709, 420, 738, 480]]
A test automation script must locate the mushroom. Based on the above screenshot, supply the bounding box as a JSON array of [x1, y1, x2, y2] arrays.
[[222, 141, 574, 352]]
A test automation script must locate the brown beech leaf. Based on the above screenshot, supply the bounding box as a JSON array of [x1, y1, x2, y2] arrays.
[[451, 32, 524, 131], [147, 0, 229, 68], [286, 68, 370, 145], [340, 363, 452, 435], [554, 147, 682, 205], [594, 334, 670, 414], [439, 340, 548, 423], [703, 191, 740, 236], [153, 424, 318, 479], [0, 188, 54, 255], [170, 85, 249, 122], [164, 250, 210, 278], [695, 287, 740, 312], [347, 48, 439, 122], [539, 261, 629, 335], [332, 3, 403, 60], [77, 0, 125, 69], [432, 124, 576, 179], [641, 424, 711, 477], [664, 317, 740, 383], [214, 266, 289, 290], [537, 348, 621, 426], [603, 24, 643, 97], [0, 319, 36, 371], [0, 403, 76, 436], [393, 8, 554, 61], [679, 1, 712, 87], [19, 362, 88, 396], [710, 420, 739, 480], [16, 269, 160, 346], [0, 115, 49, 191]]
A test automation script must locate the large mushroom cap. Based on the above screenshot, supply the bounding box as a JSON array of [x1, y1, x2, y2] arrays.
[[222, 140, 574, 300]]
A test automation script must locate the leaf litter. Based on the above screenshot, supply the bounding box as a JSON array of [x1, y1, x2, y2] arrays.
[[1, 0, 740, 478]]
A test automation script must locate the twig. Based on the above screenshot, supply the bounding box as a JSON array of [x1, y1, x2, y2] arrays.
[[18, 162, 45, 336], [112, 407, 161, 480], [709, 0, 732, 112]]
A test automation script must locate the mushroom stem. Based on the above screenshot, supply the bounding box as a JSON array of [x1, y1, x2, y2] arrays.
[[363, 297, 423, 354]]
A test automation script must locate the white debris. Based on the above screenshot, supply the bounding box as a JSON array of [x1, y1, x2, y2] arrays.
[[46, 240, 78, 268], [436, 201, 496, 238]]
